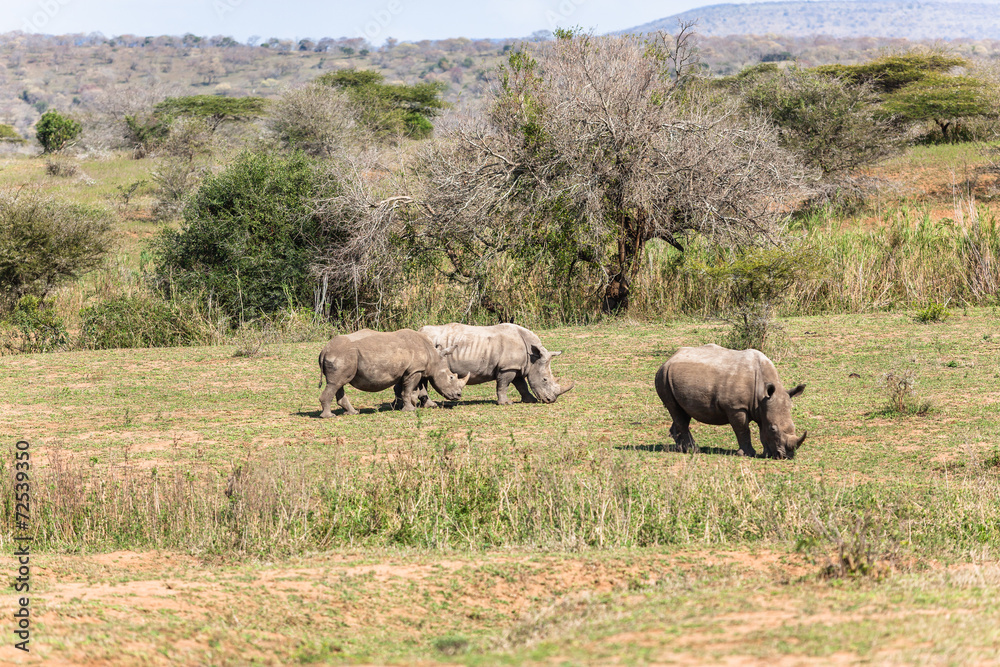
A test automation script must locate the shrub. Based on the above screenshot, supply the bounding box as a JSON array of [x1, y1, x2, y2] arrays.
[[0, 295, 68, 354], [0, 190, 113, 311], [915, 300, 951, 323], [124, 112, 171, 158], [78, 294, 208, 350], [698, 247, 817, 353], [150, 157, 204, 222], [798, 513, 896, 580], [35, 110, 82, 153], [880, 370, 931, 416], [152, 151, 339, 320], [738, 66, 903, 178], [44, 158, 78, 177]]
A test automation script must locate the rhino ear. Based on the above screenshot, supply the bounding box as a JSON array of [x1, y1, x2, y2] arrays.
[[764, 383, 776, 399], [529, 344, 544, 361], [438, 345, 456, 357], [788, 383, 806, 399]]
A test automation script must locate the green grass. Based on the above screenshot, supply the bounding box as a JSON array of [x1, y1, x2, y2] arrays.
[[3, 312, 999, 556], [2, 146, 1000, 664]]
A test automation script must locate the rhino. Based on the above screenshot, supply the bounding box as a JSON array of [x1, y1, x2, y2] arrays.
[[417, 323, 574, 406], [654, 344, 806, 459], [317, 328, 469, 417]]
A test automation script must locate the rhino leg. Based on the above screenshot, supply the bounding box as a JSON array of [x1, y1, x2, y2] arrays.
[[657, 377, 698, 453], [496, 371, 525, 405], [337, 387, 359, 415], [414, 378, 437, 408], [391, 381, 409, 411], [320, 354, 358, 417], [728, 412, 756, 457], [512, 376, 538, 403], [396, 372, 422, 411], [319, 381, 339, 418], [668, 415, 699, 454]]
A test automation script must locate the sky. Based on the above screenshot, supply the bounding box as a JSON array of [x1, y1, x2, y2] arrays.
[[5, 0, 791, 44]]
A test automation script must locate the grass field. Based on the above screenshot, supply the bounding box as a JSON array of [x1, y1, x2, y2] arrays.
[[2, 309, 999, 665]]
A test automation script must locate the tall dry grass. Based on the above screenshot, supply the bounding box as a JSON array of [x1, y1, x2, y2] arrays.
[[3, 433, 998, 557], [632, 204, 1000, 321]]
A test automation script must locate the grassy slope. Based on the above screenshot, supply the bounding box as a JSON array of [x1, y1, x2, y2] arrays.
[[1, 312, 999, 664], [0, 136, 999, 664]]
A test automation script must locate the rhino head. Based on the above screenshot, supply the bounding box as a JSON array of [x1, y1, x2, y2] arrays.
[[527, 346, 574, 404], [759, 382, 807, 459], [428, 345, 470, 401]]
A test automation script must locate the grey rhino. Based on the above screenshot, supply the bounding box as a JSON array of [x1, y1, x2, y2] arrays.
[[317, 329, 469, 417], [418, 323, 574, 405], [654, 344, 806, 459]]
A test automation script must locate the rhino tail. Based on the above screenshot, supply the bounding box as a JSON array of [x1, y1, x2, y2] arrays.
[[653, 364, 670, 406], [318, 351, 326, 389]]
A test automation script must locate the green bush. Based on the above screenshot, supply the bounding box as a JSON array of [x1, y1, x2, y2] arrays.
[[915, 300, 951, 323], [152, 151, 338, 320], [78, 294, 208, 350], [0, 295, 68, 354], [0, 190, 113, 310], [123, 113, 171, 157], [697, 246, 817, 353], [34, 110, 82, 153], [738, 66, 902, 177]]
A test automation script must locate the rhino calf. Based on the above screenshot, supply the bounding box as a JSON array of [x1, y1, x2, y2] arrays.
[[418, 323, 574, 406], [317, 329, 468, 417], [655, 344, 806, 459]]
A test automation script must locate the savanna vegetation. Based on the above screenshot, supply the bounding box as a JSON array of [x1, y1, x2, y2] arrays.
[[1, 22, 1000, 666]]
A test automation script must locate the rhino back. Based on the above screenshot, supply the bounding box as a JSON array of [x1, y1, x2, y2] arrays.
[[420, 323, 525, 383], [344, 330, 430, 391], [664, 345, 762, 424]]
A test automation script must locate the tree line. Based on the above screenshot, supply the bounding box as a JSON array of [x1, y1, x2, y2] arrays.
[[3, 26, 999, 350]]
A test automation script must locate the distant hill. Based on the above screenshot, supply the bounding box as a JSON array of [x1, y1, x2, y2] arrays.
[[623, 1, 1000, 40]]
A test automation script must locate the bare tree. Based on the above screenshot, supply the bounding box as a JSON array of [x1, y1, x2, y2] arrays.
[[266, 82, 357, 157], [308, 27, 807, 322], [308, 147, 410, 326], [407, 27, 805, 311]]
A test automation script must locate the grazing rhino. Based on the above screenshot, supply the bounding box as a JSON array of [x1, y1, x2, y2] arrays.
[[317, 329, 469, 417], [418, 323, 574, 406], [654, 344, 806, 459]]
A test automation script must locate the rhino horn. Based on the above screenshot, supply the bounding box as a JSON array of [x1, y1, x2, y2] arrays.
[[796, 431, 807, 449], [458, 373, 470, 388], [556, 380, 575, 396]]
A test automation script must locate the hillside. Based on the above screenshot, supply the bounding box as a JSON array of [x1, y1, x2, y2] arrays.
[[4, 21, 1000, 144], [625, 0, 1000, 39], [0, 32, 512, 143]]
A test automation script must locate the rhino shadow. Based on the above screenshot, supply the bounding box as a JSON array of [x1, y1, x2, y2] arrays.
[[298, 401, 467, 418], [616, 443, 746, 457]]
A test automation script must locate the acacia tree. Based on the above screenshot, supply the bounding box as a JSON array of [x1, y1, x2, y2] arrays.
[[813, 51, 996, 143], [153, 95, 268, 133], [882, 74, 992, 142], [403, 28, 803, 312], [316, 70, 446, 141]]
